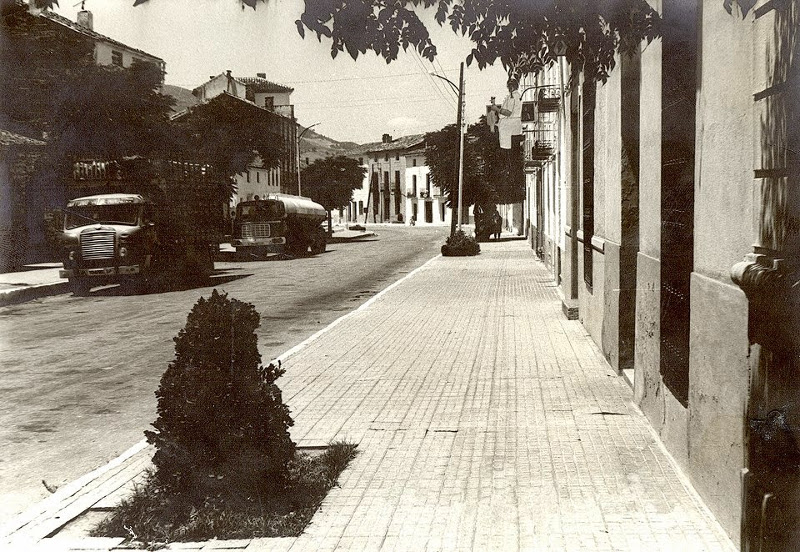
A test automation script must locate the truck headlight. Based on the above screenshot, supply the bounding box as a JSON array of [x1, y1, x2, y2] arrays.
[[119, 246, 128, 258], [69, 250, 76, 261]]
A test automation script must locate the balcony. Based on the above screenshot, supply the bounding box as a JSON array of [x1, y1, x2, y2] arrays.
[[524, 121, 557, 167], [537, 87, 560, 113]]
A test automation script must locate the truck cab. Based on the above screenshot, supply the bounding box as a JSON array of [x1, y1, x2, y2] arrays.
[[59, 193, 156, 293], [232, 195, 327, 257]]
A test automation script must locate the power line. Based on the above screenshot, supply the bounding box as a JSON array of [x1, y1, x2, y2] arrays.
[[409, 49, 458, 113]]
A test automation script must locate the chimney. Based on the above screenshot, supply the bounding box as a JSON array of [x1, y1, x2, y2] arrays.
[[382, 133, 392, 143], [256, 73, 266, 79], [77, 10, 93, 31]]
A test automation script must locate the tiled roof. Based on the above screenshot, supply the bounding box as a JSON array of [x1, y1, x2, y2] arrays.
[[238, 77, 294, 94], [41, 10, 164, 63], [0, 129, 46, 147], [170, 91, 292, 121], [358, 134, 426, 155]]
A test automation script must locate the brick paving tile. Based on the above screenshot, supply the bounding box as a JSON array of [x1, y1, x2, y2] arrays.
[[235, 240, 737, 552]]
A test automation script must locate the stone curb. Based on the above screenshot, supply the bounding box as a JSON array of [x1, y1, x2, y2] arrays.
[[0, 282, 70, 307]]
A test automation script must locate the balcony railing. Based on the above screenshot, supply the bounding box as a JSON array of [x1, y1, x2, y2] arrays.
[[537, 87, 561, 113]]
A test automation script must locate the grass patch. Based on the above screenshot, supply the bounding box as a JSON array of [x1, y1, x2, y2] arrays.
[[92, 441, 358, 545]]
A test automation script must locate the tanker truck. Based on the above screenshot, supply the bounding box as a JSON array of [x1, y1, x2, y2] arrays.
[[231, 194, 327, 257], [58, 157, 229, 295]]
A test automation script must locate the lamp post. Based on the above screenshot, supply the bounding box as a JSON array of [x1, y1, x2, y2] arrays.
[[297, 122, 320, 196], [430, 63, 465, 234]]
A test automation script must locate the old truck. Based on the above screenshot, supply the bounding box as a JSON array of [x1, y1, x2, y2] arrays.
[[231, 194, 327, 257], [59, 157, 228, 295]]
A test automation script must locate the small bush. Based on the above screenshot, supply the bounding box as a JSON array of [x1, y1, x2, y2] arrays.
[[94, 293, 361, 544], [441, 230, 480, 256], [144, 290, 296, 497]]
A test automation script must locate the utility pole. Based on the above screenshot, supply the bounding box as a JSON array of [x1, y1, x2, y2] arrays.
[[296, 122, 320, 196], [430, 65, 465, 236], [456, 62, 465, 232]]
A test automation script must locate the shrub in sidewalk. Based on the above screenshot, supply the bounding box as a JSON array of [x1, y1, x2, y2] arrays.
[[144, 289, 296, 496], [92, 291, 360, 543], [441, 229, 480, 257]]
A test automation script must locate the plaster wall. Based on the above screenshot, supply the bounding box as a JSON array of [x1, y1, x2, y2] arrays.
[[694, 4, 756, 281], [578, 242, 605, 348], [94, 41, 163, 72], [634, 8, 663, 411], [253, 91, 292, 110], [688, 272, 749, 543], [193, 74, 247, 102], [638, 39, 662, 259]]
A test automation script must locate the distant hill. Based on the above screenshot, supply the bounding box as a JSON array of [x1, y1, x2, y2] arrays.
[[298, 126, 361, 167], [162, 84, 199, 115]]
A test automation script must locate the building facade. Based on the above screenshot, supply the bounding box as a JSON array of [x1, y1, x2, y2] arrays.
[[349, 134, 451, 226], [39, 7, 166, 78], [527, 1, 800, 549], [188, 71, 298, 206]]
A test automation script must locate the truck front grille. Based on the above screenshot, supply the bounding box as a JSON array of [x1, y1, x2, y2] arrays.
[[80, 230, 115, 260], [241, 222, 271, 240]]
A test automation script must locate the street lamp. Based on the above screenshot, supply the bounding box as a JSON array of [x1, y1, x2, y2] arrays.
[[430, 64, 466, 233], [297, 122, 320, 196]]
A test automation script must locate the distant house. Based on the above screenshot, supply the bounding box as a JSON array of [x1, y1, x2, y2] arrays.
[[185, 71, 298, 204], [238, 74, 294, 119], [39, 6, 165, 78], [347, 134, 453, 226]]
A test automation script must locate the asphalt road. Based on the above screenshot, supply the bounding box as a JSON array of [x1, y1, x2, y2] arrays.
[[0, 225, 448, 525]]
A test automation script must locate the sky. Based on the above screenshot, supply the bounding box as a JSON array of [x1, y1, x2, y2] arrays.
[[53, 0, 512, 145]]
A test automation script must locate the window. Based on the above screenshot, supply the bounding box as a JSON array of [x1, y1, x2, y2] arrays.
[[305, 157, 309, 166], [264, 96, 274, 110], [385, 153, 389, 161], [412, 175, 417, 196], [413, 158, 417, 167], [359, 201, 364, 214], [247, 171, 251, 183], [256, 171, 260, 183], [111, 50, 123, 67], [359, 158, 364, 165], [395, 153, 399, 161], [426, 173, 431, 196]]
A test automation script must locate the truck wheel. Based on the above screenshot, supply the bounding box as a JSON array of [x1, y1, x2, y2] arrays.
[[69, 277, 91, 296], [121, 276, 148, 295], [288, 240, 308, 257], [310, 231, 327, 255]]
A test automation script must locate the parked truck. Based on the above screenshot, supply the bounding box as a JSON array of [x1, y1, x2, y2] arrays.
[[59, 157, 229, 295], [231, 194, 327, 257]]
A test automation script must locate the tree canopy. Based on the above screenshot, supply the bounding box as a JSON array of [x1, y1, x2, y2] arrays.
[[28, 0, 761, 82], [425, 116, 524, 212], [170, 95, 286, 180], [300, 155, 366, 229]]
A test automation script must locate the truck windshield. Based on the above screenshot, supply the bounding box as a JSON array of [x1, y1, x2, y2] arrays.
[[64, 204, 141, 229], [238, 201, 284, 221]]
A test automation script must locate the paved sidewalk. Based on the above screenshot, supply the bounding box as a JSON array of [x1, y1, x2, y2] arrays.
[[3, 239, 736, 551]]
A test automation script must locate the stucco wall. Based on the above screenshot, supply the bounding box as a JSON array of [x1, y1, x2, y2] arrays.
[[685, 4, 758, 543], [253, 91, 292, 109], [94, 41, 162, 72], [694, 5, 756, 281]]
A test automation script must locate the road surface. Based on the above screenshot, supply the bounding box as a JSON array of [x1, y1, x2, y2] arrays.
[[0, 225, 447, 524]]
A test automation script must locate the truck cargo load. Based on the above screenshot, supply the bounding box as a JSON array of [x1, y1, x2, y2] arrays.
[[59, 157, 230, 294]]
